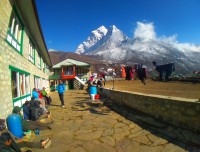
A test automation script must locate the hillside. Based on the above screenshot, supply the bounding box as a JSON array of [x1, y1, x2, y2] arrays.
[[49, 51, 102, 65]]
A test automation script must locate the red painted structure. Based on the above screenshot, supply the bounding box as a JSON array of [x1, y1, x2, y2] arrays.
[[61, 66, 76, 79]]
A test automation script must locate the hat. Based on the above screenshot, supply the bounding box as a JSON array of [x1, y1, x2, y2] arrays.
[[12, 106, 21, 114]]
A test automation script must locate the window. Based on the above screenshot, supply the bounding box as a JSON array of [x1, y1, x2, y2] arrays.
[[46, 65, 49, 73], [28, 40, 35, 64], [19, 74, 25, 96], [43, 62, 46, 73], [25, 75, 30, 94], [34, 76, 41, 89], [76, 68, 87, 76], [77, 69, 81, 76], [42, 79, 49, 88], [10, 66, 30, 100], [11, 71, 18, 98], [38, 54, 41, 69], [41, 59, 44, 71], [6, 9, 23, 53]]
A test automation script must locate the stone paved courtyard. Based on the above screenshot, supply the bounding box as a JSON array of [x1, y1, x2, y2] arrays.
[[31, 90, 200, 152]]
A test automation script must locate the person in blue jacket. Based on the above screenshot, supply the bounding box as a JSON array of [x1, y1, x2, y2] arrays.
[[57, 80, 66, 107], [32, 88, 39, 100]]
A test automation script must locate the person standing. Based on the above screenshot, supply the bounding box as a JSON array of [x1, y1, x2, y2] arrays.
[[137, 63, 147, 85], [57, 80, 66, 107]]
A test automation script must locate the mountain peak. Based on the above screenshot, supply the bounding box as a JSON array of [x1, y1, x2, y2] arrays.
[[97, 25, 107, 31], [75, 25, 128, 55], [109, 25, 119, 32], [75, 26, 108, 54], [91, 26, 108, 38]]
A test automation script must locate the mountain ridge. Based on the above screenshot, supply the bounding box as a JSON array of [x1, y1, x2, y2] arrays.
[[49, 51, 102, 65], [74, 25, 200, 73]]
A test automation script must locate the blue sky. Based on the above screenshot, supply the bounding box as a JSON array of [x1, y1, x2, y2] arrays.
[[36, 0, 200, 52]]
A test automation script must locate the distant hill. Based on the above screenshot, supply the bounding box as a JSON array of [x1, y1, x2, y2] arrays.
[[49, 51, 102, 65], [49, 51, 123, 76]]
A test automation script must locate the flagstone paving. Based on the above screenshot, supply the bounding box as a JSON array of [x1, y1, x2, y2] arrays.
[[31, 90, 200, 152]]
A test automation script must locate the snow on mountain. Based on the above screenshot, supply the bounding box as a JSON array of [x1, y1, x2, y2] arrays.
[[75, 26, 108, 54], [75, 23, 200, 73]]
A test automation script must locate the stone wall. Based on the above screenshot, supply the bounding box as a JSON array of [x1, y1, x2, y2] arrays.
[[100, 88, 200, 131]]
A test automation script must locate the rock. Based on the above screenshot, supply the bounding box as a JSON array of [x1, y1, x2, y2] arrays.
[[83, 140, 116, 152], [102, 128, 114, 136], [75, 130, 103, 140], [100, 136, 116, 146]]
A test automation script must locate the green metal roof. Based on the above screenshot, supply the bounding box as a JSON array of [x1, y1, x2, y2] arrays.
[[49, 74, 61, 80], [52, 59, 90, 69]]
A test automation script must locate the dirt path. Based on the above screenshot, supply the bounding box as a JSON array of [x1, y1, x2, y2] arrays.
[[104, 79, 200, 99]]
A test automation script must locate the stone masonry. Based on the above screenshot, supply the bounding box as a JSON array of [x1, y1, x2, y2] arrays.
[[0, 0, 50, 119], [101, 88, 200, 132]]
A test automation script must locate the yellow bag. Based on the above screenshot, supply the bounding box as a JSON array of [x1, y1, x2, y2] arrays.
[[22, 130, 36, 142]]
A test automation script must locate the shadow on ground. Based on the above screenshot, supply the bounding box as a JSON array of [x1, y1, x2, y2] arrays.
[[101, 98, 200, 152], [71, 91, 200, 152], [72, 99, 110, 115]]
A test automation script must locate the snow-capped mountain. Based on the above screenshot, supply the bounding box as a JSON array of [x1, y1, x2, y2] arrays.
[[75, 24, 200, 73], [76, 26, 108, 54]]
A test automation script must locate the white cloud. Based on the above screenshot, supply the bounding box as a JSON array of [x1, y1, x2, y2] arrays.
[[134, 22, 156, 42], [160, 34, 200, 53], [160, 35, 178, 44], [133, 22, 200, 52], [174, 43, 200, 52]]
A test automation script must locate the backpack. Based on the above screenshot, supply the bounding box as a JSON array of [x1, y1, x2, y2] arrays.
[[30, 107, 43, 121]]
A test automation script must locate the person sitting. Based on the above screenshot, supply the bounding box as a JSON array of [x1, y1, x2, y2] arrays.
[[0, 132, 51, 151], [29, 100, 51, 122], [32, 88, 39, 100], [29, 101, 44, 121], [31, 91, 49, 115], [0, 132, 15, 152], [12, 106, 52, 132], [23, 101, 31, 120], [37, 89, 43, 99], [30, 98, 50, 116], [41, 87, 50, 105]]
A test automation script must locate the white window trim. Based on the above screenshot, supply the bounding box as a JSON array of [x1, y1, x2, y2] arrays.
[[7, 11, 23, 52]]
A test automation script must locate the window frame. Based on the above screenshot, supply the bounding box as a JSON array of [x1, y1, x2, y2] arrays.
[[9, 66, 31, 104], [38, 53, 41, 69], [6, 6, 24, 54], [34, 75, 41, 89], [28, 38, 35, 64]]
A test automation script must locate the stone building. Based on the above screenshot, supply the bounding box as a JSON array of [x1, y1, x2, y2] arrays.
[[0, 0, 52, 119]]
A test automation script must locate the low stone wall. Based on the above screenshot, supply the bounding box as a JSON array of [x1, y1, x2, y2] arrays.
[[100, 88, 200, 131]]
